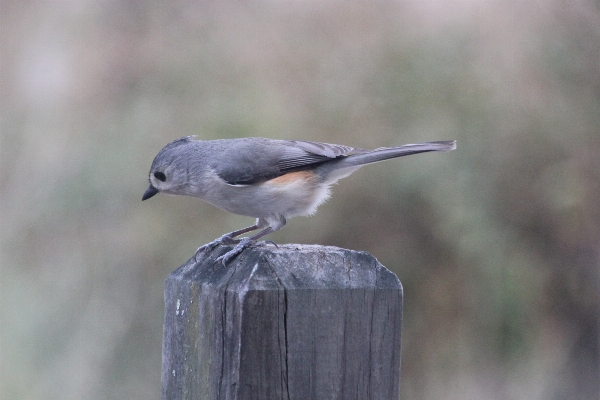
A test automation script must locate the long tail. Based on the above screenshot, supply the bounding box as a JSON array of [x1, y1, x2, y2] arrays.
[[345, 140, 456, 166], [317, 140, 456, 181]]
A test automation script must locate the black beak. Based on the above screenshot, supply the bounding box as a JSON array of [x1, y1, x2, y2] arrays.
[[142, 185, 159, 201]]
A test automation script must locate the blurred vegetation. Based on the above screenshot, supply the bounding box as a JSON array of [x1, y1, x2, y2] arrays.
[[2, 1, 599, 399]]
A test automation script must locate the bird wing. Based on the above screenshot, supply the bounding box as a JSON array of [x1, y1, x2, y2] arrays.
[[213, 138, 359, 186]]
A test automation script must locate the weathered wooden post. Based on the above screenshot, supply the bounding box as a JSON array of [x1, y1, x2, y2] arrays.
[[161, 244, 403, 400]]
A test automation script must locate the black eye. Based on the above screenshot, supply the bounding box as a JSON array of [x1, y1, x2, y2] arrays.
[[154, 171, 166, 182]]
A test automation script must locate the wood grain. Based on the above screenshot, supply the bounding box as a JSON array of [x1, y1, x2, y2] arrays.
[[161, 244, 403, 400]]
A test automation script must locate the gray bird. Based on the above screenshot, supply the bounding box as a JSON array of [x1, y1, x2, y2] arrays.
[[143, 136, 456, 264]]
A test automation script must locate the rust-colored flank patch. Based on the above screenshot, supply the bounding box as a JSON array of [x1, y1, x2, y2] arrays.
[[268, 171, 316, 184]]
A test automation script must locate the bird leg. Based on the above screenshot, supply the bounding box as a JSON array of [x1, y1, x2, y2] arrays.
[[194, 224, 260, 262], [196, 216, 285, 265], [214, 226, 275, 266]]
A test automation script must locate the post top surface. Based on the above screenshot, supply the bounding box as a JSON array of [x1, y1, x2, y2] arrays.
[[169, 244, 402, 292]]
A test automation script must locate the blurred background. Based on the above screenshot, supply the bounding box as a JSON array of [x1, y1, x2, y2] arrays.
[[2, 1, 599, 399]]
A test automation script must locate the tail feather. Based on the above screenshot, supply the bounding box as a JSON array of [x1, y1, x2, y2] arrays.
[[342, 140, 456, 167], [316, 140, 456, 182]]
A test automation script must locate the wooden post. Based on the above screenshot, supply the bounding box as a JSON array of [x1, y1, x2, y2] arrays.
[[161, 244, 403, 400]]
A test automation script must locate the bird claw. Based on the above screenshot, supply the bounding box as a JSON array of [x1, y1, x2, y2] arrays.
[[195, 235, 274, 266], [194, 234, 239, 263], [214, 237, 254, 266], [195, 242, 217, 263]]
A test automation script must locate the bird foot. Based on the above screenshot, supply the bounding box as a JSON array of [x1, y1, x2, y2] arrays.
[[214, 237, 255, 266], [194, 233, 240, 263], [195, 236, 276, 266]]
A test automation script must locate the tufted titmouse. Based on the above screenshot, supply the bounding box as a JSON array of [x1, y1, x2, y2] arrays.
[[143, 136, 456, 264]]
